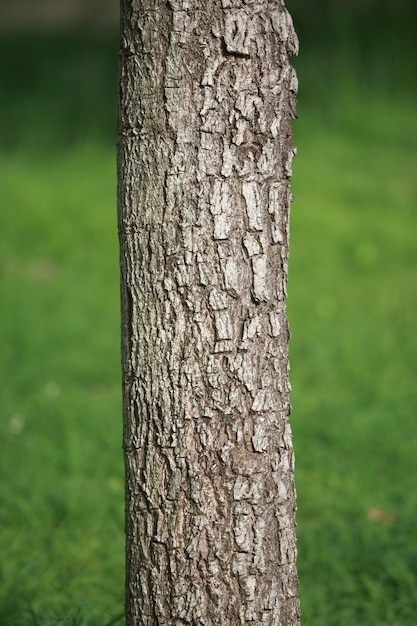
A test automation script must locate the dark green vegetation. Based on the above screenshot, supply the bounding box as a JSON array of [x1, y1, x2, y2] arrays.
[[0, 2, 416, 623]]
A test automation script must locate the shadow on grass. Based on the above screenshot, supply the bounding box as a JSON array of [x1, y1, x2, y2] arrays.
[[0, 30, 118, 154]]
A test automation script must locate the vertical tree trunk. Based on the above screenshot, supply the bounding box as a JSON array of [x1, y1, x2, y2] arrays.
[[117, 1, 299, 624]]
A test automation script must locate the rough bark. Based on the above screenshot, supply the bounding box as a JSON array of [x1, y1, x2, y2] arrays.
[[117, 1, 299, 624]]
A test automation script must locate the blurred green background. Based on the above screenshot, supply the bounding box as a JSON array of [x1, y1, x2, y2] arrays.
[[0, 1, 416, 624]]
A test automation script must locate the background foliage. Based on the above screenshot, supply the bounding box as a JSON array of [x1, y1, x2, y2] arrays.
[[0, 1, 416, 624]]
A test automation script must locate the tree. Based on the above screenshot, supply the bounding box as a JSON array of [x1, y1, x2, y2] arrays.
[[117, 1, 299, 624]]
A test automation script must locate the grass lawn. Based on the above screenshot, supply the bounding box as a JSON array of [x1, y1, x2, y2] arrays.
[[288, 5, 417, 622], [0, 34, 124, 625], [0, 6, 416, 624], [290, 104, 417, 624]]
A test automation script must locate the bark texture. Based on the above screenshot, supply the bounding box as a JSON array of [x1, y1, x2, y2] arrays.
[[118, 1, 299, 624]]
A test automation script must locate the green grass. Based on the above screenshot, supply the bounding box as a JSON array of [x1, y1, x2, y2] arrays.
[[289, 106, 417, 625], [288, 3, 417, 623], [0, 6, 417, 625], [0, 144, 125, 625], [0, 33, 124, 625]]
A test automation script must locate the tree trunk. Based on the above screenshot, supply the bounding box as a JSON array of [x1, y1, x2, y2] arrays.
[[117, 1, 299, 624]]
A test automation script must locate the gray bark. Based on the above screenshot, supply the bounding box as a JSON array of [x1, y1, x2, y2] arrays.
[[117, 1, 299, 624]]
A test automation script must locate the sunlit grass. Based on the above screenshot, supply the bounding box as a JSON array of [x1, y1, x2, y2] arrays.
[[0, 145, 124, 624], [289, 72, 417, 626]]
